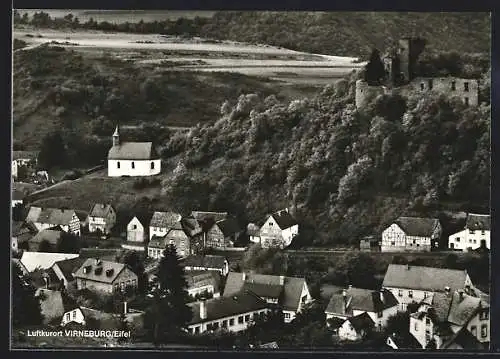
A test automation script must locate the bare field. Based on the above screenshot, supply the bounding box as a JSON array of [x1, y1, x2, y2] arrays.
[[14, 28, 363, 86]]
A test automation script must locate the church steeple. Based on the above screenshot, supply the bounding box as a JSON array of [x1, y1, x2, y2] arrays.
[[112, 125, 120, 147]]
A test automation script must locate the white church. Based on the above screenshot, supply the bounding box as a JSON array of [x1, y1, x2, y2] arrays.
[[107, 126, 161, 177]]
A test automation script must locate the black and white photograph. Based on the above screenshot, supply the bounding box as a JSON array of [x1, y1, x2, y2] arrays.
[[10, 9, 491, 351]]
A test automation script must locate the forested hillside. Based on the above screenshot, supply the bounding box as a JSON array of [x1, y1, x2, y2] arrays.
[[15, 11, 491, 57]]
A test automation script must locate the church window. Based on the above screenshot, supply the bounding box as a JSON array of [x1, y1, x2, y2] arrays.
[[117, 162, 120, 169], [131, 162, 135, 169], [151, 162, 155, 169]]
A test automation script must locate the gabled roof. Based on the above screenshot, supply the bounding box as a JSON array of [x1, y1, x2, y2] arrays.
[[442, 327, 484, 350], [26, 206, 42, 223], [12, 189, 25, 201], [393, 216, 440, 237], [325, 287, 399, 315], [30, 268, 60, 289], [181, 216, 203, 237], [30, 229, 63, 246], [183, 255, 227, 270], [382, 264, 468, 292], [21, 252, 79, 272], [52, 257, 88, 282], [89, 203, 114, 218], [107, 142, 158, 160], [185, 271, 220, 292], [129, 212, 154, 228], [223, 272, 307, 311], [347, 312, 375, 332], [427, 292, 453, 323], [213, 218, 240, 237], [150, 211, 182, 228], [243, 282, 283, 299], [247, 223, 260, 236], [79, 248, 123, 261], [13, 151, 38, 161], [36, 208, 77, 225], [73, 258, 132, 284], [148, 236, 168, 250], [191, 211, 228, 223], [447, 291, 482, 326], [466, 213, 490, 231], [270, 209, 298, 230], [188, 291, 268, 324]]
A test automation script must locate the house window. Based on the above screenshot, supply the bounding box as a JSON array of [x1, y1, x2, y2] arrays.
[[213, 322, 219, 330], [482, 325, 489, 339], [456, 237, 460, 242], [391, 241, 395, 246], [229, 318, 235, 326], [81, 279, 86, 288], [133, 224, 137, 229], [426, 317, 431, 325], [66, 313, 71, 321], [269, 222, 273, 226], [151, 162, 155, 169], [377, 311, 383, 318], [284, 312, 291, 319], [117, 161, 120, 169], [222, 320, 228, 328], [238, 316, 244, 324], [398, 289, 403, 297], [464, 82, 469, 92], [414, 322, 419, 331], [420, 83, 425, 91], [194, 326, 200, 334], [425, 330, 431, 343], [464, 97, 469, 106], [451, 81, 456, 91], [481, 230, 485, 235], [244, 315, 250, 322], [469, 230, 475, 234], [428, 79, 433, 90], [408, 290, 413, 298], [73, 310, 77, 319], [131, 162, 135, 169], [471, 325, 477, 337], [480, 311, 489, 320]]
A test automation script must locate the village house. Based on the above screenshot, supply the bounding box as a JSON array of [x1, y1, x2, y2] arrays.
[[20, 251, 80, 272], [88, 203, 116, 235], [28, 228, 64, 252], [409, 289, 489, 349], [181, 216, 204, 254], [12, 221, 35, 252], [122, 213, 153, 251], [206, 218, 241, 249], [382, 264, 475, 311], [27, 206, 81, 236], [149, 211, 182, 240], [247, 223, 261, 244], [325, 286, 399, 332], [13, 150, 38, 167], [148, 222, 191, 259], [12, 189, 24, 208], [73, 258, 138, 294], [259, 209, 299, 249], [337, 312, 375, 341], [191, 211, 228, 247], [359, 236, 381, 252], [107, 126, 161, 177], [183, 254, 229, 276], [185, 271, 221, 300], [448, 213, 490, 252], [381, 216, 442, 252], [187, 292, 271, 335], [223, 272, 313, 323], [50, 257, 87, 289]]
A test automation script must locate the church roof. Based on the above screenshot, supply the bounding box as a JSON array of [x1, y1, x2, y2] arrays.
[[107, 142, 159, 160]]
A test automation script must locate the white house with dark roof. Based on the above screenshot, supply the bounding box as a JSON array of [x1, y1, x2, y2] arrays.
[[107, 126, 161, 177], [325, 286, 399, 332], [88, 203, 116, 235], [149, 211, 182, 240], [183, 255, 229, 276], [448, 213, 490, 252], [73, 258, 138, 294], [223, 271, 312, 323], [382, 264, 474, 311], [338, 312, 375, 341], [51, 257, 88, 289], [185, 271, 221, 300], [381, 216, 442, 252], [20, 252, 79, 272], [28, 207, 81, 236], [259, 208, 299, 249], [409, 289, 489, 349], [187, 292, 271, 335]]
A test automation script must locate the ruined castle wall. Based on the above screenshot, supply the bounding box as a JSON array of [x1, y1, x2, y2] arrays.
[[355, 80, 387, 108], [409, 77, 479, 106]]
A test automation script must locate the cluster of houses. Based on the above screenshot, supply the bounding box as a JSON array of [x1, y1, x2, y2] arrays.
[[360, 214, 490, 253]]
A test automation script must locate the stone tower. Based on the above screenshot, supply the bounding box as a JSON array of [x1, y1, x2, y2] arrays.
[[397, 37, 426, 84], [112, 125, 120, 147]]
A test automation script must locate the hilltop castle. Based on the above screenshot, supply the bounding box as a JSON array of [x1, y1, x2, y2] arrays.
[[355, 37, 479, 108]]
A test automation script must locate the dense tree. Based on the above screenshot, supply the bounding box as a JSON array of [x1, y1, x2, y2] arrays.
[[117, 250, 148, 293], [12, 262, 43, 326], [144, 244, 192, 344], [364, 49, 386, 86], [37, 131, 66, 170], [56, 232, 80, 253]]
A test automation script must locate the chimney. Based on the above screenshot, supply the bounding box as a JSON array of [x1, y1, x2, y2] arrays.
[[123, 301, 128, 315], [242, 272, 246, 281], [342, 290, 348, 312], [43, 276, 49, 289], [279, 275, 285, 285], [200, 300, 207, 320]]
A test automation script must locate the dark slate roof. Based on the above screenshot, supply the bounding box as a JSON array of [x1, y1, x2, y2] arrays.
[[271, 209, 298, 230], [191, 211, 228, 223], [387, 333, 422, 349], [148, 235, 167, 250], [188, 292, 268, 324], [181, 216, 203, 237], [382, 264, 468, 292], [89, 203, 114, 218], [247, 223, 260, 236], [75, 210, 89, 222], [243, 282, 283, 299], [12, 189, 25, 201], [29, 229, 62, 246], [31, 268, 60, 289], [466, 213, 490, 231], [428, 292, 453, 323], [394, 216, 440, 237], [26, 206, 43, 223], [325, 287, 398, 315], [447, 292, 481, 326], [443, 327, 483, 350], [78, 248, 123, 261], [183, 255, 227, 270], [37, 208, 77, 226], [73, 258, 132, 284], [131, 212, 154, 228], [223, 272, 307, 311], [150, 211, 182, 228], [327, 316, 346, 329], [107, 142, 158, 160], [12, 221, 24, 236], [214, 218, 240, 237], [185, 271, 220, 292], [13, 151, 38, 160], [348, 312, 375, 332], [53, 257, 88, 282]]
